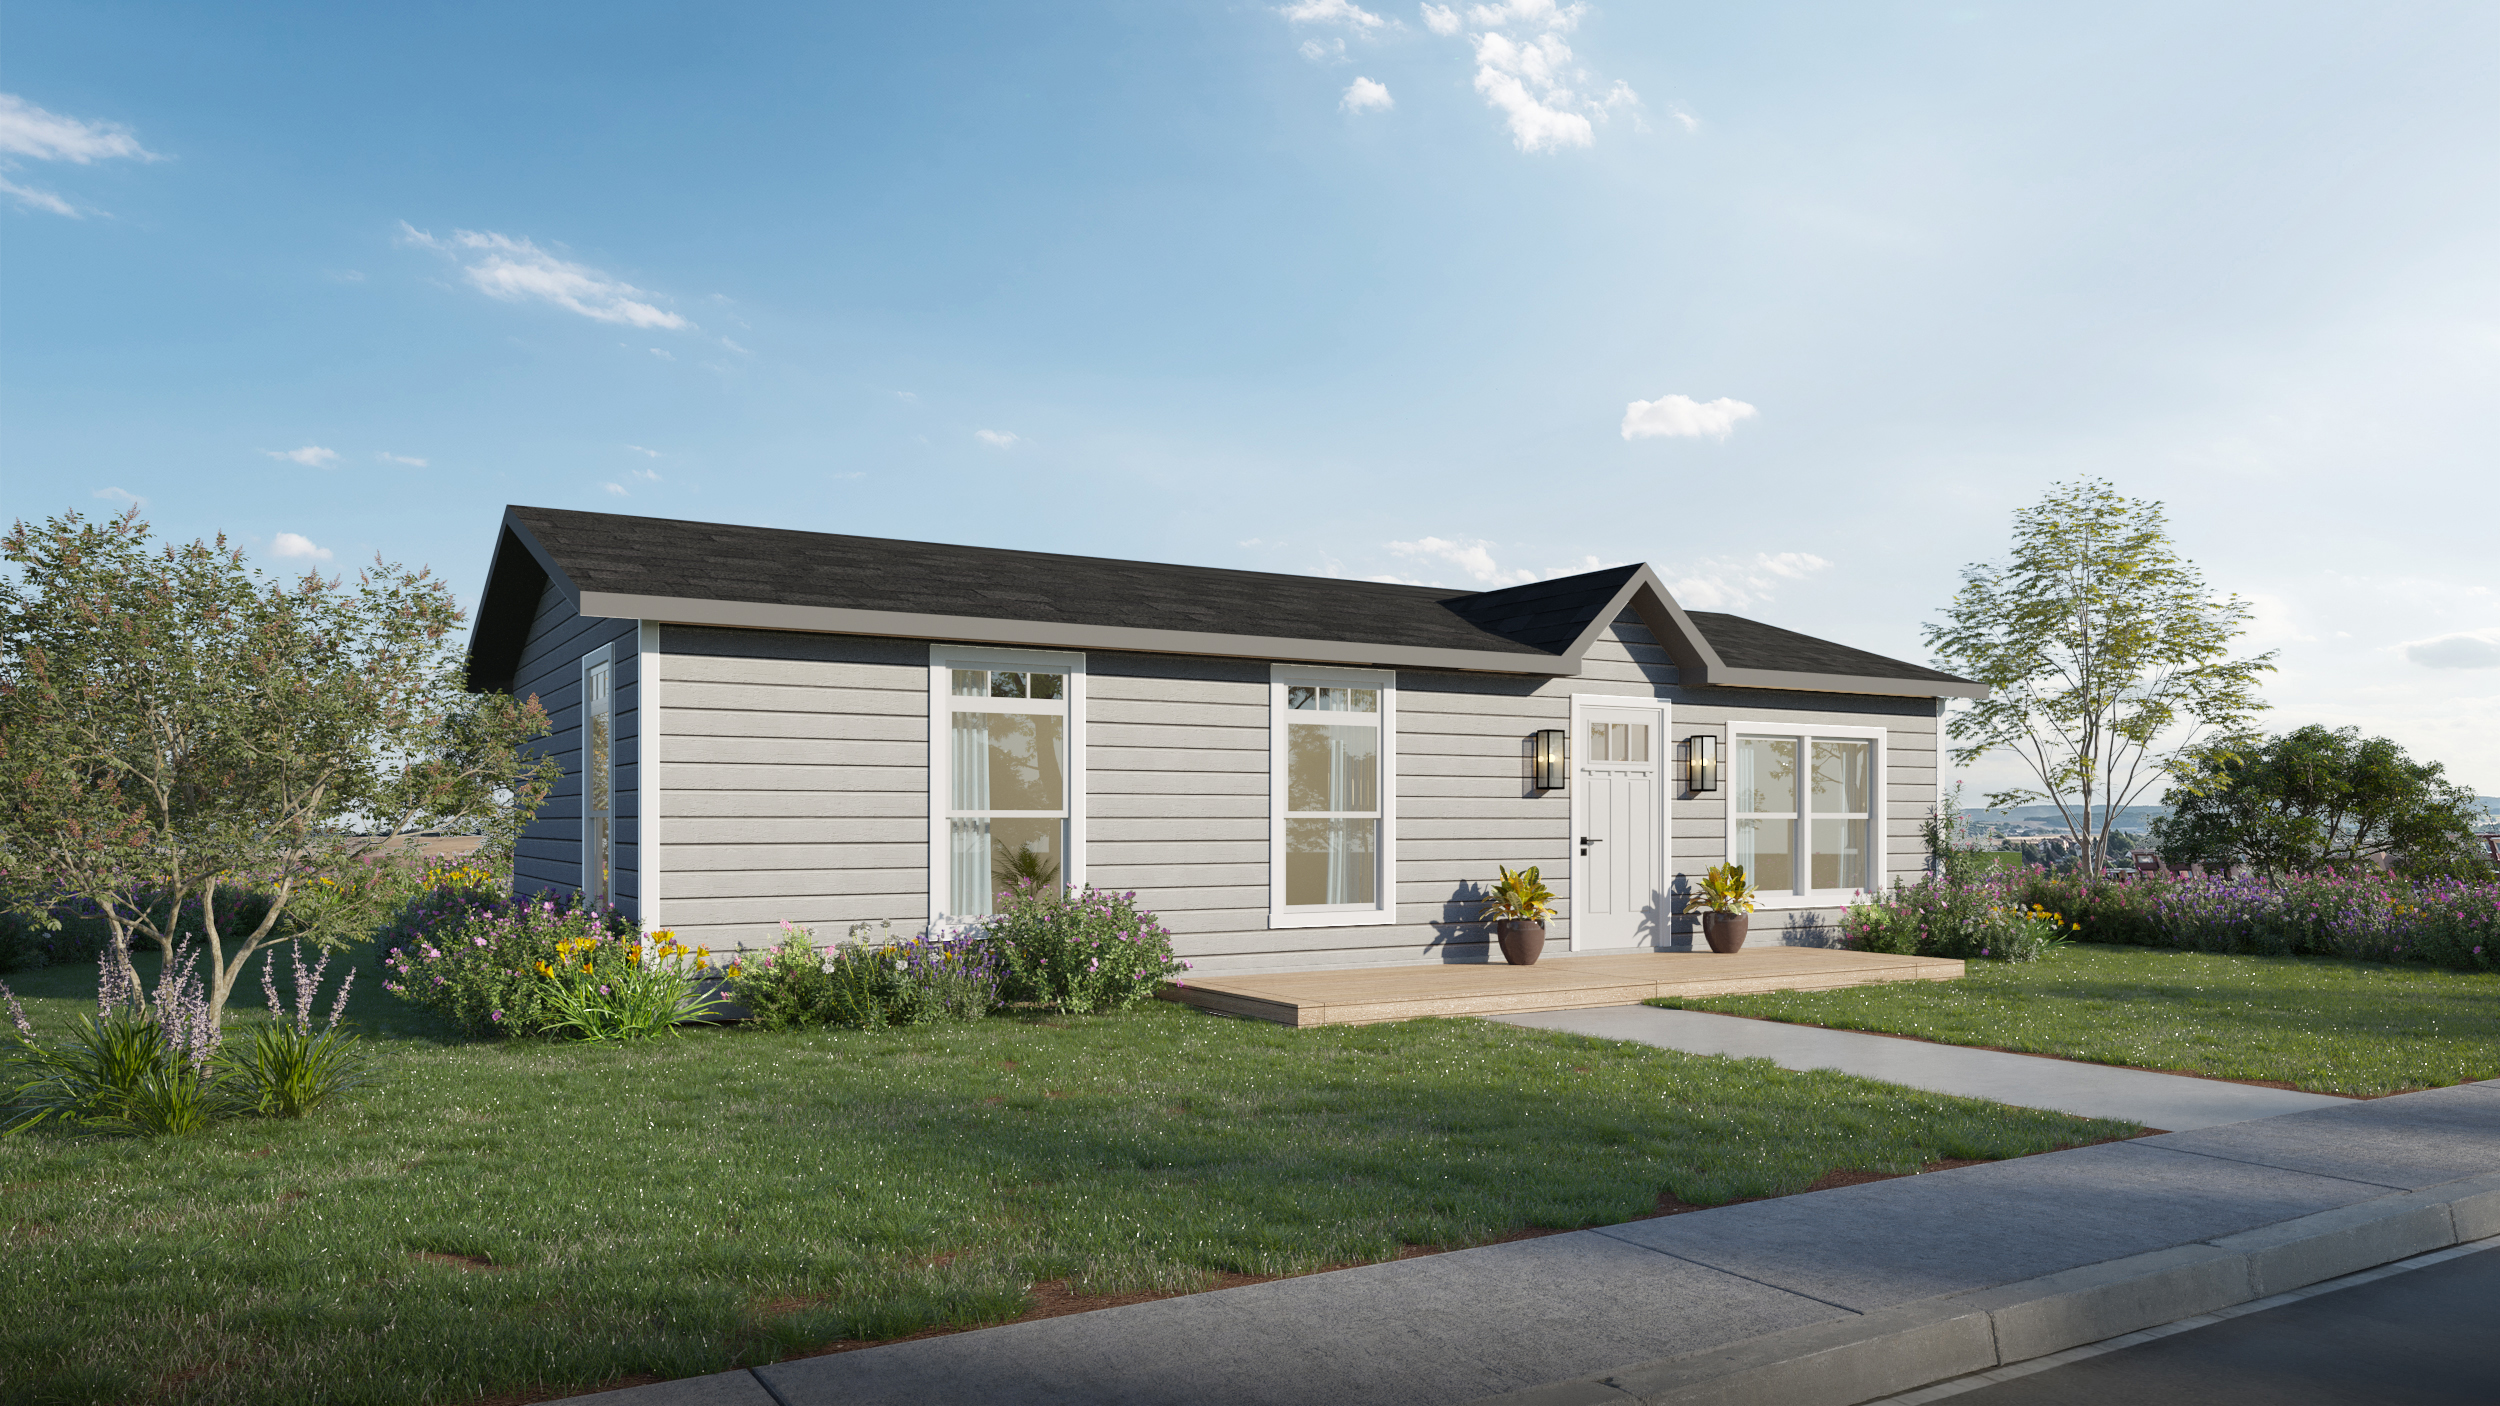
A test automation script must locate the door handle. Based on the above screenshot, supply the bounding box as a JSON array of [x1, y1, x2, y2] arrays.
[[1579, 836, 1601, 854]]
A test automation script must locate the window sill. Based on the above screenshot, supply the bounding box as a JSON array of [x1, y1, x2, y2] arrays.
[[1268, 908, 1399, 930], [1743, 891, 1877, 911]]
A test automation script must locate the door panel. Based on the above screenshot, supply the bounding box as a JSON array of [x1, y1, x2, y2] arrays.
[[1577, 704, 1665, 949]]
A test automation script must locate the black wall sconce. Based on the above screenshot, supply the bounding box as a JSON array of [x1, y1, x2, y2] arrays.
[[1531, 729, 1568, 790], [1686, 734, 1719, 793]]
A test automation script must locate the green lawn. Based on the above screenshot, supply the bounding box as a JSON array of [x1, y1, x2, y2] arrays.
[[1652, 943, 2500, 1097], [2, 947, 2132, 1406]]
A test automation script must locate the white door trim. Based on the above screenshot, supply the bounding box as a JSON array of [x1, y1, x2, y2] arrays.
[[1566, 693, 1671, 952]]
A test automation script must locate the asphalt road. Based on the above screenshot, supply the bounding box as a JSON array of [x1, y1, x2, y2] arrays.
[[1944, 1246, 2500, 1404]]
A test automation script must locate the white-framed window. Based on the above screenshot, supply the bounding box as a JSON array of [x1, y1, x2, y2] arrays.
[[1268, 664, 1396, 929], [928, 645, 1085, 922], [1724, 720, 1887, 907], [581, 644, 615, 908]]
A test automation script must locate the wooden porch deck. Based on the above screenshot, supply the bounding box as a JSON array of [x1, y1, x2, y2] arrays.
[[1161, 947, 1963, 1028]]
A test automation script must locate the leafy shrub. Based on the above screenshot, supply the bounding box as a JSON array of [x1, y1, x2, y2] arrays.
[[537, 930, 726, 1041], [725, 921, 1000, 1030], [381, 889, 634, 1036], [984, 881, 1187, 1013], [1837, 875, 2074, 963]]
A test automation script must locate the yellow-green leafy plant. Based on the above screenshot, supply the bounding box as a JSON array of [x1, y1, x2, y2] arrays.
[[1697, 863, 1759, 915], [1477, 865, 1558, 923]]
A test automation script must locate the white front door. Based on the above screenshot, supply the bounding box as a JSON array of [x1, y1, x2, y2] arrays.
[[1574, 701, 1667, 949]]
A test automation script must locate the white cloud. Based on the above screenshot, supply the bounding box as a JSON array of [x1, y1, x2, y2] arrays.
[[1674, 109, 1700, 133], [376, 452, 428, 467], [603, 482, 629, 496], [1661, 552, 1832, 611], [1621, 393, 1759, 440], [1467, 0, 1585, 30], [1342, 77, 1394, 113], [1381, 538, 1613, 588], [1282, 0, 1385, 26], [1421, 3, 1462, 35], [1472, 32, 1597, 152], [399, 224, 690, 330], [624, 444, 662, 457], [0, 175, 78, 216], [1301, 37, 1347, 62], [2406, 629, 2500, 670], [720, 337, 750, 354], [0, 96, 158, 218], [270, 532, 333, 562], [974, 429, 1020, 448], [92, 486, 144, 508], [630, 466, 662, 483], [268, 445, 340, 467], [0, 95, 156, 164]]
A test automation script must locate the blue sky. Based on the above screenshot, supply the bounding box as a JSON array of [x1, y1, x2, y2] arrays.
[[5, 1, 2497, 799]]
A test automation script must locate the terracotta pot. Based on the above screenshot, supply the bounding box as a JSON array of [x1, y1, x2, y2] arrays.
[[1495, 918, 1546, 966], [1701, 911, 1750, 954]]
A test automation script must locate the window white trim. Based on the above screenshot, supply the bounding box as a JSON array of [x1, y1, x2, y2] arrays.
[[1268, 663, 1397, 929], [1721, 718, 1888, 910], [928, 644, 1086, 927], [636, 624, 662, 934], [1567, 692, 1671, 951], [580, 643, 615, 907]]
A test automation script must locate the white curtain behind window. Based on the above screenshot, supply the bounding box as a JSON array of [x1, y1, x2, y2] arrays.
[[950, 712, 992, 915]]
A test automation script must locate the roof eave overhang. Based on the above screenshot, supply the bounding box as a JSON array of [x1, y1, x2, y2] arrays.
[[462, 512, 584, 693], [575, 591, 1581, 676], [1696, 666, 1990, 700]]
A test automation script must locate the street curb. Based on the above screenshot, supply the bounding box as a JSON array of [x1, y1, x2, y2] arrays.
[[1468, 1170, 2500, 1406]]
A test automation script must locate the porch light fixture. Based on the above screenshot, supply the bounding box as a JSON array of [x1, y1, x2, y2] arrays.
[[1686, 734, 1719, 794], [1531, 729, 1568, 791]]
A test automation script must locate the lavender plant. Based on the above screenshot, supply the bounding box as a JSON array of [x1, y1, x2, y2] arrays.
[[1, 936, 245, 1136], [224, 940, 369, 1117], [724, 921, 1001, 1029]]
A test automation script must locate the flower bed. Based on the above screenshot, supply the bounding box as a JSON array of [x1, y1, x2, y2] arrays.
[[1843, 864, 2497, 972]]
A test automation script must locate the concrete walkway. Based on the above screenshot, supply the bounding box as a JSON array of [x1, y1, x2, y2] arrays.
[[565, 1082, 2500, 1406], [1491, 1005, 2350, 1131]]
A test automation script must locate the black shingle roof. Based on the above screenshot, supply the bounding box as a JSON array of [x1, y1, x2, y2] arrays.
[[467, 506, 1975, 697], [1687, 611, 1967, 686]]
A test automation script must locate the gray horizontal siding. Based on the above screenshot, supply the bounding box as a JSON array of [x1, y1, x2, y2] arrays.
[[618, 617, 1945, 971]]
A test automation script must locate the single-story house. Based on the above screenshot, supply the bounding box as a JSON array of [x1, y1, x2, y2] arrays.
[[464, 506, 1985, 975]]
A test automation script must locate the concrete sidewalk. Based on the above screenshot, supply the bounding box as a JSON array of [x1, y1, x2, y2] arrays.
[[567, 1081, 2500, 1406], [1491, 1005, 2349, 1130]]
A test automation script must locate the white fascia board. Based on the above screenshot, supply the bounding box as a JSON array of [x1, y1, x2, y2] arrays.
[[573, 591, 1582, 676]]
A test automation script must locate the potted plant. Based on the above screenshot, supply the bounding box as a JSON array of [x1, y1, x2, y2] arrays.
[[1695, 862, 1757, 953], [1478, 864, 1557, 966]]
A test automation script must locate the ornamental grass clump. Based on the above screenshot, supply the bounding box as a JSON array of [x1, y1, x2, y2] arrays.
[[724, 920, 1000, 1030], [983, 880, 1187, 1014], [381, 889, 635, 1037], [0, 935, 353, 1136]]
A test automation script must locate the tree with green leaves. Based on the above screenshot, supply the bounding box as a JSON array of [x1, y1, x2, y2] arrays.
[[0, 509, 563, 1027], [2152, 725, 2493, 878], [1926, 479, 2274, 877]]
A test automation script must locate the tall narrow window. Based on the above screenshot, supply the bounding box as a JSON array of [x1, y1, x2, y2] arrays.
[[1729, 723, 1883, 900], [1270, 665, 1396, 927], [931, 649, 1083, 920], [582, 649, 614, 907]]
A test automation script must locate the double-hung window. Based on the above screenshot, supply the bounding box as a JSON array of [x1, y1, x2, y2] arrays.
[[1269, 665, 1396, 928], [929, 647, 1085, 921], [1728, 722, 1885, 903]]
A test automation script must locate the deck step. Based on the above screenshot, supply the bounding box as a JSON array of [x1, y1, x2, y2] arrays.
[[1159, 948, 1962, 1027]]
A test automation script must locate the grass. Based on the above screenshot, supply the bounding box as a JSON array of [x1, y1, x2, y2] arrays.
[[1, 946, 2134, 1406], [1651, 943, 2500, 1097]]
